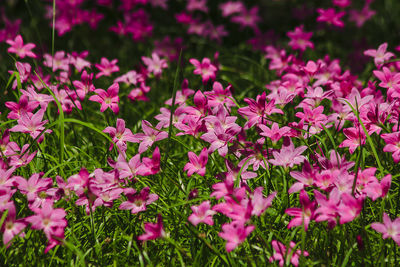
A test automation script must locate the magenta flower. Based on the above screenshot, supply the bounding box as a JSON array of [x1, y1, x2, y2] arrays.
[[188, 200, 216, 226], [137, 147, 162, 176], [184, 147, 208, 177], [269, 240, 309, 267], [218, 221, 255, 252], [317, 8, 346, 28], [103, 118, 136, 152], [72, 70, 95, 100], [6, 35, 36, 58], [9, 109, 52, 143], [95, 57, 120, 78], [371, 213, 400, 246], [364, 43, 394, 68], [238, 92, 283, 129], [287, 25, 314, 52], [119, 187, 158, 214], [132, 120, 168, 154], [189, 57, 217, 83], [138, 214, 166, 241], [285, 190, 316, 231], [5, 94, 39, 120], [89, 83, 120, 114], [142, 52, 168, 77]]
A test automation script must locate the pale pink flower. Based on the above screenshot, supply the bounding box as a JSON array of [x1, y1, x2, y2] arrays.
[[6, 35, 36, 58], [371, 213, 400, 246], [184, 147, 208, 177], [364, 43, 394, 68], [188, 201, 216, 226]]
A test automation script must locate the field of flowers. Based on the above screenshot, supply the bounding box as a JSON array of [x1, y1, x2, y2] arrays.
[[1, 0, 400, 265]]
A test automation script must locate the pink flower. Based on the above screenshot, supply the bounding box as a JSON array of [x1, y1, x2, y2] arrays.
[[333, 0, 351, 8], [43, 51, 70, 72], [103, 118, 136, 152], [287, 25, 314, 52], [269, 139, 307, 169], [364, 43, 394, 68], [116, 153, 142, 179], [6, 35, 36, 58], [238, 92, 283, 129], [189, 58, 217, 83], [14, 173, 53, 208], [382, 132, 400, 162], [218, 221, 255, 252], [138, 214, 166, 241], [137, 147, 161, 176], [250, 188, 276, 216], [119, 187, 158, 214], [269, 240, 309, 267], [132, 120, 168, 154], [339, 127, 366, 154], [371, 213, 400, 246], [259, 122, 291, 143], [188, 200, 216, 226], [231, 6, 261, 31], [2, 203, 26, 247], [9, 109, 52, 143], [285, 190, 316, 230], [25, 200, 67, 253], [184, 147, 208, 177], [317, 8, 346, 28], [142, 52, 168, 77], [72, 70, 95, 100], [95, 57, 120, 78], [349, 4, 376, 27], [219, 1, 245, 17], [5, 94, 39, 120], [89, 83, 120, 113]]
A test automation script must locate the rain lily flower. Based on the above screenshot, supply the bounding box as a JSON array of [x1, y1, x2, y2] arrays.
[[317, 8, 346, 27], [142, 52, 168, 77], [95, 57, 120, 78], [138, 214, 166, 241], [184, 147, 208, 177], [371, 213, 400, 246], [269, 240, 309, 267], [25, 200, 67, 253], [9, 109, 52, 143], [189, 57, 217, 83], [103, 118, 136, 152], [119, 187, 158, 214], [6, 35, 36, 58], [188, 200, 216, 226], [2, 203, 26, 247], [89, 83, 120, 114], [285, 190, 316, 230], [269, 139, 307, 169], [364, 43, 394, 68], [132, 120, 168, 154], [218, 221, 255, 252]]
